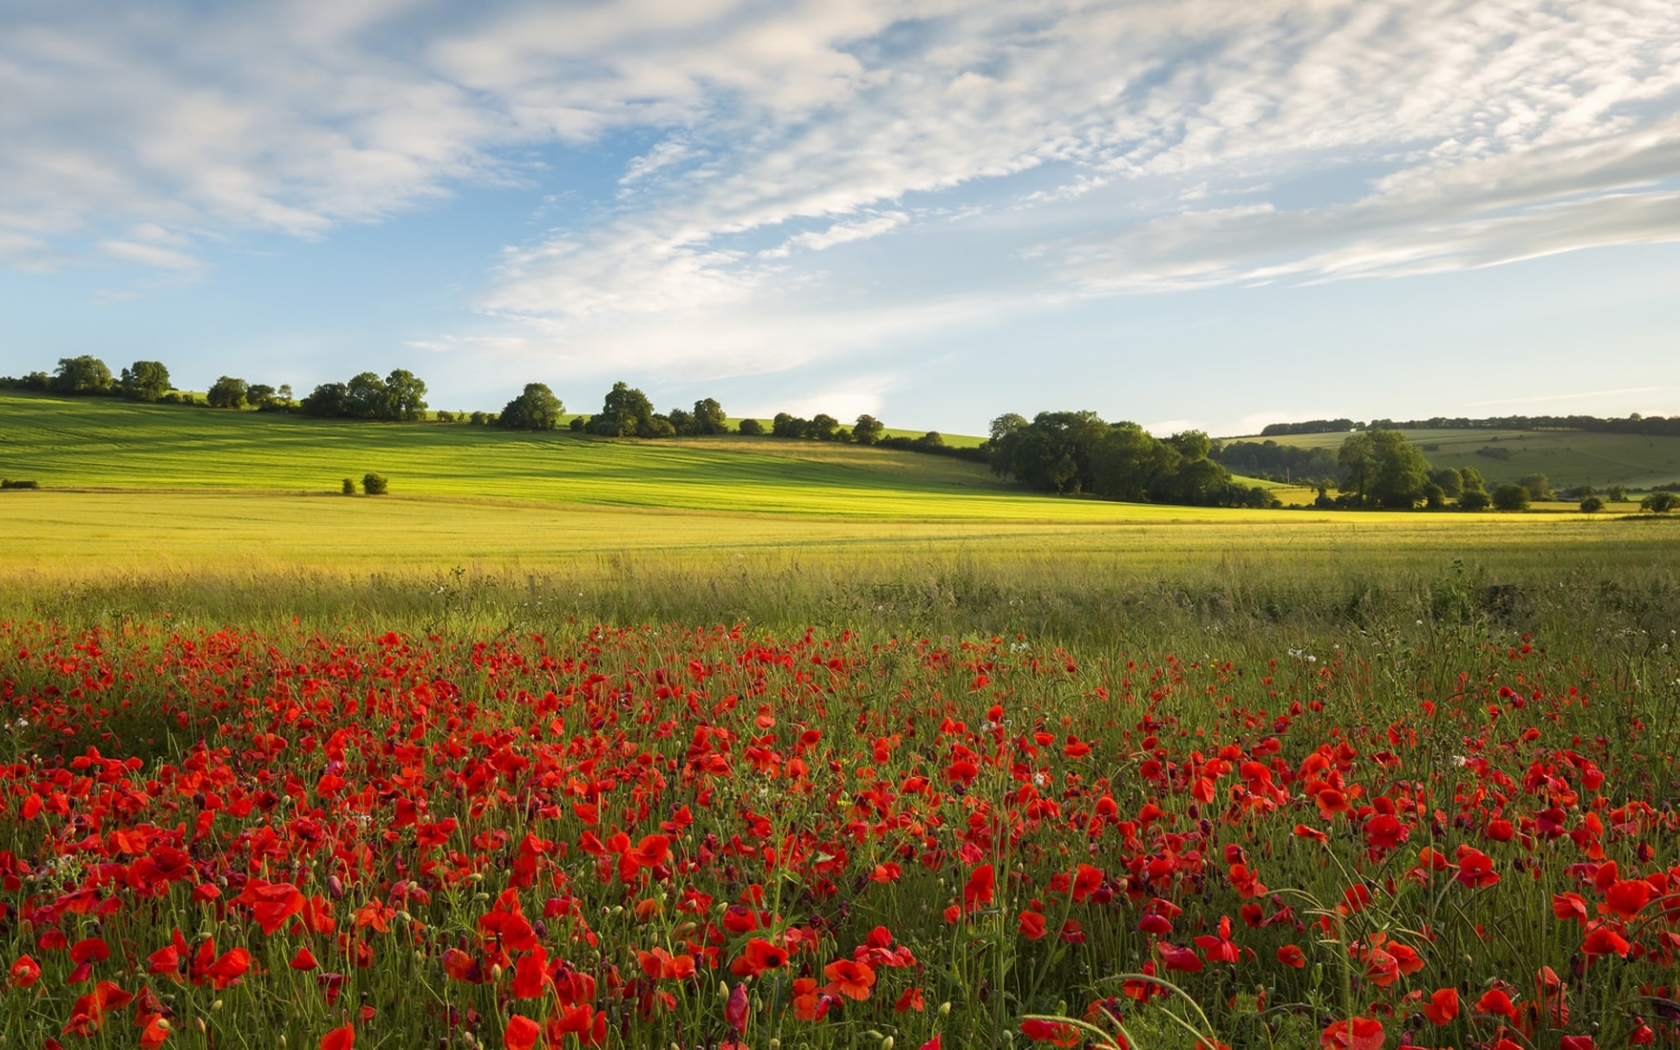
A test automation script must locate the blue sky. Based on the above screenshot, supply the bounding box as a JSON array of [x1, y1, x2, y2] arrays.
[[3, 0, 1679, 436]]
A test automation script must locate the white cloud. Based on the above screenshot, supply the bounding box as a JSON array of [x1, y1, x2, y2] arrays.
[[2, 0, 1678, 371], [99, 239, 204, 272]]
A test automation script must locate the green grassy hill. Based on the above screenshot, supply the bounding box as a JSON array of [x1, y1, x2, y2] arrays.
[[1246, 427, 1680, 491], [0, 392, 1031, 518]]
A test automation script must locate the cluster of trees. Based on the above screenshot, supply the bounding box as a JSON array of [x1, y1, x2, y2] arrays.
[[986, 412, 1277, 508], [570, 383, 729, 438], [301, 371, 427, 421], [1, 356, 187, 403]]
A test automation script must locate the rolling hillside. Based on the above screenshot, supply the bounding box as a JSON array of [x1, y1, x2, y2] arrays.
[[1238, 427, 1680, 491]]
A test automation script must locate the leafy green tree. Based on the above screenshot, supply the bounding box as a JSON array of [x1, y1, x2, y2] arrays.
[[1337, 432, 1376, 504], [499, 383, 564, 431], [1458, 467, 1490, 510], [691, 398, 729, 436], [53, 356, 114, 395], [341, 478, 356, 495], [1156, 456, 1233, 506], [988, 413, 1028, 447], [809, 414, 840, 441], [1643, 491, 1679, 513], [207, 376, 249, 409], [1608, 485, 1629, 502], [346, 372, 387, 419], [247, 384, 276, 408], [771, 413, 806, 438], [303, 383, 351, 417], [738, 418, 764, 436], [1427, 467, 1462, 499], [1089, 422, 1179, 501], [1492, 483, 1531, 511], [119, 361, 171, 402], [1579, 495, 1605, 513], [852, 414, 884, 446], [587, 382, 657, 436], [1366, 430, 1431, 508], [362, 473, 389, 495], [989, 410, 1108, 494], [382, 369, 428, 422], [1166, 430, 1211, 461], [1517, 473, 1554, 502], [666, 407, 694, 434]]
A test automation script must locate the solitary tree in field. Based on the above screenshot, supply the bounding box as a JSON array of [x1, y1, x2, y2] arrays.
[[207, 376, 250, 409], [737, 418, 764, 436], [53, 356, 114, 395], [853, 414, 884, 445], [120, 361, 171, 402], [499, 383, 564, 431], [1643, 491, 1679, 513]]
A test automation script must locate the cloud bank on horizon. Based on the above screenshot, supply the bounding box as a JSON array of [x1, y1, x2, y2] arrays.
[[3, 0, 1679, 428]]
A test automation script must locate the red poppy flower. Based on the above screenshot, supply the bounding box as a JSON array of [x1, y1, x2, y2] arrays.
[[725, 983, 749, 1036], [8, 955, 41, 989], [1581, 922, 1630, 958], [1603, 879, 1653, 919], [823, 959, 876, 1000], [1277, 945, 1306, 968], [963, 864, 995, 910], [320, 1025, 355, 1050], [1019, 910, 1048, 940], [1021, 1020, 1082, 1047], [729, 937, 789, 977], [1422, 987, 1458, 1025], [1320, 1017, 1383, 1050], [503, 1014, 540, 1050], [1476, 988, 1517, 1020], [1552, 892, 1589, 924]]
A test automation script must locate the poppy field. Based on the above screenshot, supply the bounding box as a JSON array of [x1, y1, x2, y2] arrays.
[[2, 574, 1678, 1050]]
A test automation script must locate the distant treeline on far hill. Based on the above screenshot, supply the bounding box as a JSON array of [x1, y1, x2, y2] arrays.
[[1259, 414, 1680, 438]]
